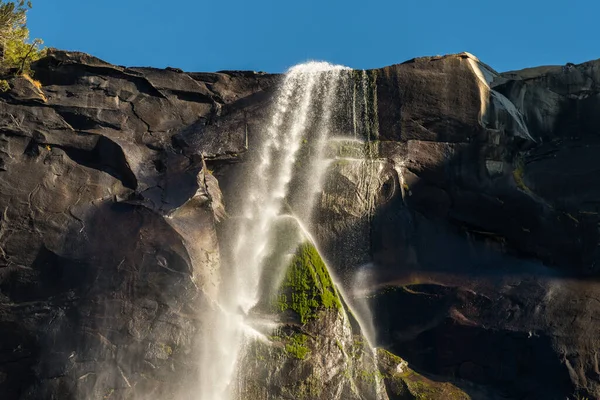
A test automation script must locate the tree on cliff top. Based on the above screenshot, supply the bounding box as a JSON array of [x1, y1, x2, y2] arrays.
[[0, 0, 43, 75]]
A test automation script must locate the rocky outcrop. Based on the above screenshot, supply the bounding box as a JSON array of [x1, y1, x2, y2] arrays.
[[0, 49, 276, 399], [376, 349, 480, 400], [313, 53, 600, 399], [240, 240, 387, 400], [1, 47, 600, 400]]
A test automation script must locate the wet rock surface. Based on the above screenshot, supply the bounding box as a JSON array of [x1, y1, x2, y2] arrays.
[[240, 241, 388, 400], [316, 53, 600, 399], [1, 48, 600, 399]]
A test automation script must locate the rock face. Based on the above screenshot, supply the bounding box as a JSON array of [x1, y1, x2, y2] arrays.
[[239, 240, 388, 400], [0, 48, 599, 400], [315, 53, 600, 399], [0, 49, 276, 399]]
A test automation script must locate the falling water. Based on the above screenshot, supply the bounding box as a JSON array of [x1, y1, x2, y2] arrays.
[[231, 63, 349, 311], [197, 62, 352, 400], [316, 69, 383, 349]]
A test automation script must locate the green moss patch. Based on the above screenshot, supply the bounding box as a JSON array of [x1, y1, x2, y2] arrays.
[[275, 242, 341, 324], [512, 156, 534, 195], [284, 333, 311, 360], [377, 348, 471, 400]]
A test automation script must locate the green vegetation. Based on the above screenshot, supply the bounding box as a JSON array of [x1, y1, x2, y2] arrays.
[[241, 331, 313, 398], [250, 338, 286, 364], [0, 1, 44, 89], [267, 330, 312, 361], [351, 338, 365, 359], [284, 333, 311, 360], [159, 343, 173, 357], [279, 374, 323, 400], [513, 161, 526, 191], [512, 156, 533, 194], [275, 242, 341, 324], [358, 369, 385, 385], [335, 339, 343, 352], [379, 348, 404, 365], [377, 348, 471, 400]]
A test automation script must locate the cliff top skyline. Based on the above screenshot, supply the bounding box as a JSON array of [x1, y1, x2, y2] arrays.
[[30, 0, 598, 73]]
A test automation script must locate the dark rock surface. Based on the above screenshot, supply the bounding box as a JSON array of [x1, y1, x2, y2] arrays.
[[1, 47, 599, 400], [0, 49, 276, 399], [314, 53, 600, 399]]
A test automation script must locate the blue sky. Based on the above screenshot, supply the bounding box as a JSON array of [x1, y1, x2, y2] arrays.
[[29, 0, 598, 73]]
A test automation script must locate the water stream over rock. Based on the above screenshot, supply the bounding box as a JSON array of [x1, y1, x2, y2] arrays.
[[197, 62, 388, 400]]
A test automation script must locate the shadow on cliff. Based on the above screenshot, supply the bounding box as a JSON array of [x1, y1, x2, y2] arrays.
[[354, 135, 596, 399], [13, 201, 206, 400], [318, 128, 595, 399]]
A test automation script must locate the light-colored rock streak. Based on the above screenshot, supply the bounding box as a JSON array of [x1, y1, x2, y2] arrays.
[[490, 90, 534, 140], [467, 54, 535, 142]]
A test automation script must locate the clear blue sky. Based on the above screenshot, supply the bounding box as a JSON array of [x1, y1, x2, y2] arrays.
[[28, 0, 598, 73]]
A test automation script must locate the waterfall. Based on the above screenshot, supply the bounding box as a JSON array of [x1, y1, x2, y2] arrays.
[[230, 63, 348, 313], [197, 62, 352, 400]]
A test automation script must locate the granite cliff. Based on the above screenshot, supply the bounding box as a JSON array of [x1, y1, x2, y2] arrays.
[[0, 49, 598, 399]]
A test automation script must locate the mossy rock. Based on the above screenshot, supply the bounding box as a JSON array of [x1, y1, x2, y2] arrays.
[[239, 331, 324, 399], [274, 242, 342, 324], [284, 332, 311, 360], [240, 240, 384, 399], [377, 349, 471, 400]]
